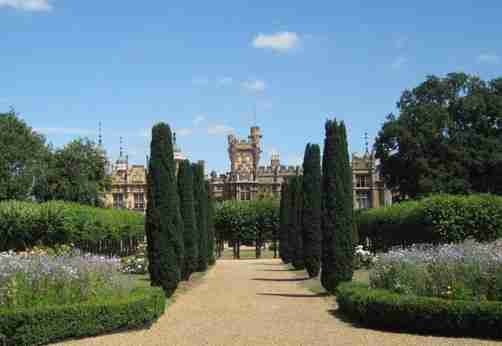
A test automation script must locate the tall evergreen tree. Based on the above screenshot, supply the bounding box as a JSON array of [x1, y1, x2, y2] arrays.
[[192, 163, 208, 272], [177, 160, 198, 280], [321, 120, 354, 293], [279, 181, 291, 263], [289, 175, 305, 270], [302, 143, 322, 278], [206, 181, 216, 265], [145, 123, 184, 296]]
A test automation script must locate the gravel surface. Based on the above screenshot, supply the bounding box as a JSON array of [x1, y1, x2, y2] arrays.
[[56, 259, 502, 346]]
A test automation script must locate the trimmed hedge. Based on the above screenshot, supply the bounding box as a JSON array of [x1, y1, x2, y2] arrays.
[[336, 282, 502, 339], [0, 287, 165, 346], [0, 201, 145, 253], [357, 194, 502, 252]]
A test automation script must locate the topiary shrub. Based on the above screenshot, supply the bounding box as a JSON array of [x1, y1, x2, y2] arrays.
[[0, 287, 165, 346], [336, 282, 502, 339]]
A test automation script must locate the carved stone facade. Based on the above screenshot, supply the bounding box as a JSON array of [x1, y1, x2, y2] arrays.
[[208, 126, 300, 201], [209, 126, 392, 209], [103, 136, 187, 211], [352, 152, 393, 209]]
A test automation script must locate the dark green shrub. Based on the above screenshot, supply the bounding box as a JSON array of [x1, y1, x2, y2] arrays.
[[193, 163, 208, 271], [0, 201, 144, 253], [279, 181, 291, 263], [177, 160, 198, 280], [289, 175, 304, 270], [206, 181, 216, 265], [336, 282, 502, 339], [321, 120, 354, 292], [302, 144, 322, 278], [357, 194, 502, 252], [0, 287, 165, 346], [146, 123, 184, 296]]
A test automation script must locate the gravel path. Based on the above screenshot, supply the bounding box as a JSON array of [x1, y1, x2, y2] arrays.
[[57, 259, 502, 346]]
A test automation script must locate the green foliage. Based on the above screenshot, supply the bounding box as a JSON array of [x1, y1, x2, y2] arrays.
[[302, 144, 322, 277], [289, 175, 304, 270], [0, 286, 165, 346], [206, 181, 216, 265], [193, 163, 208, 272], [357, 194, 502, 252], [0, 200, 144, 252], [279, 181, 291, 263], [214, 199, 279, 247], [321, 120, 354, 292], [0, 110, 49, 202], [375, 73, 502, 199], [177, 160, 198, 280], [146, 123, 184, 296], [336, 282, 502, 339], [34, 138, 110, 207]]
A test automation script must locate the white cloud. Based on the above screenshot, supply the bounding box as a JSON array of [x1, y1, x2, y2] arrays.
[[175, 128, 193, 137], [35, 127, 94, 135], [252, 31, 300, 52], [207, 125, 234, 136], [241, 79, 266, 93], [0, 0, 52, 11], [217, 77, 233, 86], [193, 115, 205, 126], [391, 56, 407, 70], [477, 53, 500, 64]]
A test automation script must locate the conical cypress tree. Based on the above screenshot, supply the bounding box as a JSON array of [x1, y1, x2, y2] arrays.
[[146, 123, 184, 296], [192, 163, 208, 272], [177, 160, 198, 280], [145, 169, 161, 286], [206, 181, 216, 266], [289, 175, 305, 270], [321, 120, 354, 293], [279, 181, 291, 263], [302, 143, 322, 278]]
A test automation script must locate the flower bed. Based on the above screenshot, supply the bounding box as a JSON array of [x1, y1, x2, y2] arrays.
[[336, 240, 502, 339], [0, 250, 165, 345], [370, 240, 502, 301]]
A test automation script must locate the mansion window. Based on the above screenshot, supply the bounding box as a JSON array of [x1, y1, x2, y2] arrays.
[[113, 193, 124, 209], [240, 191, 251, 201], [356, 174, 370, 188], [356, 191, 371, 210], [134, 192, 145, 210]]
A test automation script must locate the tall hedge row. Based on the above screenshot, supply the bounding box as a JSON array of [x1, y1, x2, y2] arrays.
[[214, 200, 279, 247], [0, 200, 144, 252], [357, 194, 502, 252]]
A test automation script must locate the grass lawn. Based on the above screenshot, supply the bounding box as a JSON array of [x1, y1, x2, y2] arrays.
[[220, 247, 277, 260]]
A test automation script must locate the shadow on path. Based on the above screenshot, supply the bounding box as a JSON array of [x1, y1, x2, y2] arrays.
[[252, 277, 310, 282], [258, 269, 298, 272], [257, 292, 330, 298]]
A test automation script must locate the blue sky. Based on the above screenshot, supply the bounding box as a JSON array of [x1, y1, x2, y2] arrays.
[[1, 1, 501, 173]]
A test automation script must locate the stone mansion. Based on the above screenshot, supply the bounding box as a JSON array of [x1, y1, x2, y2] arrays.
[[103, 126, 392, 211]]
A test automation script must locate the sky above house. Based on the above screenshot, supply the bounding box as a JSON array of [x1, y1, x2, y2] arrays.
[[1, 1, 501, 173]]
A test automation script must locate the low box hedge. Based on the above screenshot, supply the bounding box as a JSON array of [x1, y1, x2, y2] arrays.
[[0, 287, 165, 346], [357, 194, 502, 252], [336, 282, 502, 339]]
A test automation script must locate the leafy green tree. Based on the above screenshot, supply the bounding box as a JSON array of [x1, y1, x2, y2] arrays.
[[302, 144, 322, 278], [376, 73, 502, 198], [146, 123, 184, 296], [35, 138, 110, 206], [321, 120, 354, 292], [177, 160, 198, 280], [206, 181, 216, 265], [0, 110, 49, 201], [279, 181, 291, 263], [289, 175, 305, 270], [192, 163, 208, 271]]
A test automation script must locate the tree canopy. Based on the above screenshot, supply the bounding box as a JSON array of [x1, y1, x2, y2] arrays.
[[375, 73, 502, 199]]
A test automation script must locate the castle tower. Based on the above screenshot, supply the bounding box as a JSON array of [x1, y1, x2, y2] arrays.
[[227, 127, 262, 181]]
